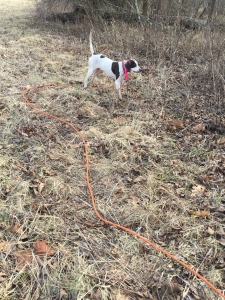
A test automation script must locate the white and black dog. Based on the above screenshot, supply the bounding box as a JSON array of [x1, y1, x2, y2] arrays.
[[84, 31, 140, 99]]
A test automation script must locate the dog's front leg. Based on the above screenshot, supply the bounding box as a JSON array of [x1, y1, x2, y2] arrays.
[[115, 79, 122, 100]]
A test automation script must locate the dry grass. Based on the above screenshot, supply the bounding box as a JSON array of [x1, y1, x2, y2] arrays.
[[0, 1, 225, 299]]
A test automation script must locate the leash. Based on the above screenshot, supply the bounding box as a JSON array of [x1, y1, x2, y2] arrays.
[[118, 61, 129, 90], [122, 60, 129, 81], [22, 83, 225, 299]]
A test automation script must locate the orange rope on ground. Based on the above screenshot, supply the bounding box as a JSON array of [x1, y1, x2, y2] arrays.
[[22, 84, 225, 299]]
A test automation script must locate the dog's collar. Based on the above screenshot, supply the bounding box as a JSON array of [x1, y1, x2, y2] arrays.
[[122, 60, 129, 81]]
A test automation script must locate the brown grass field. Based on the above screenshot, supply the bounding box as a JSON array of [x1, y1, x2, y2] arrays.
[[0, 0, 225, 299]]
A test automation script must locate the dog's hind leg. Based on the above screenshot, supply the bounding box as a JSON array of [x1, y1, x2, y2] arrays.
[[91, 68, 100, 84], [84, 68, 94, 88]]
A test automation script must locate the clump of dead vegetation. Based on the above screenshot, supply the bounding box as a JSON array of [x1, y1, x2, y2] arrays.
[[0, 0, 225, 299]]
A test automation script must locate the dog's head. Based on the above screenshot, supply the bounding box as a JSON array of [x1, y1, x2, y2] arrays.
[[125, 59, 140, 72]]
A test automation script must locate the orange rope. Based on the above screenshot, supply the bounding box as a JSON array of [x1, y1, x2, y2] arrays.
[[22, 84, 225, 299]]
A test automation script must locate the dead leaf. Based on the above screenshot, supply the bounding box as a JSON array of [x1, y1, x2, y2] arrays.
[[57, 243, 71, 256], [0, 272, 8, 283], [15, 250, 33, 271], [15, 128, 28, 137], [71, 143, 82, 148], [91, 288, 102, 300], [217, 239, 225, 247], [130, 194, 139, 206], [5, 185, 11, 194], [120, 152, 128, 159], [48, 153, 61, 160], [117, 295, 130, 300], [207, 227, 214, 235], [34, 240, 56, 256], [6, 223, 23, 234], [189, 283, 203, 299], [217, 136, 225, 145], [210, 206, 225, 213], [204, 175, 214, 183], [170, 119, 184, 130], [215, 228, 225, 238], [45, 168, 57, 176], [1, 108, 7, 117], [190, 210, 210, 217], [32, 287, 41, 300], [38, 182, 45, 193], [58, 289, 68, 300], [191, 185, 205, 197], [114, 117, 124, 124], [159, 107, 165, 118], [110, 248, 119, 258], [193, 123, 206, 132], [134, 176, 146, 183], [0, 241, 12, 252], [163, 280, 183, 293], [114, 188, 123, 195], [111, 291, 130, 300]]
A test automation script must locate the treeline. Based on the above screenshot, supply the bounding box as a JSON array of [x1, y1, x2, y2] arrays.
[[37, 0, 225, 27]]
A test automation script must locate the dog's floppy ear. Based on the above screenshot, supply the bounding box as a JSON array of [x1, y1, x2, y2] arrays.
[[125, 60, 137, 71], [125, 60, 131, 71]]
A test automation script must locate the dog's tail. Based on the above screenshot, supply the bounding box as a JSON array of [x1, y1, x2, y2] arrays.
[[89, 31, 94, 55]]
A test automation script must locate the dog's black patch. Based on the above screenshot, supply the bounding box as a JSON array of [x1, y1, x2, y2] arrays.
[[100, 55, 105, 58], [125, 60, 137, 71], [111, 62, 119, 79]]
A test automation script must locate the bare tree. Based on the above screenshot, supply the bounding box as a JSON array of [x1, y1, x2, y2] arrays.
[[134, 0, 143, 27], [207, 0, 216, 22], [142, 0, 149, 16], [155, 0, 162, 15]]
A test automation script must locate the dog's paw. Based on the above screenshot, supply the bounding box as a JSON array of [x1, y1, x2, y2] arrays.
[[118, 91, 122, 100]]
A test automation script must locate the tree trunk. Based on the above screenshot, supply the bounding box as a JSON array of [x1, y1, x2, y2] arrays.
[[155, 0, 161, 15], [134, 0, 143, 28], [207, 0, 216, 22], [142, 0, 148, 16]]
